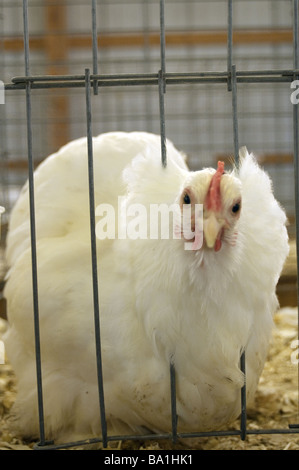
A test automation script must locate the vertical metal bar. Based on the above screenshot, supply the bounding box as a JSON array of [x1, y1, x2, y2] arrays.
[[142, 0, 154, 133], [240, 351, 247, 440], [170, 362, 178, 443], [294, 0, 298, 71], [159, 0, 167, 168], [231, 64, 239, 167], [228, 0, 243, 439], [292, 0, 299, 428], [227, 1, 239, 166], [23, 0, 46, 446], [91, 0, 99, 95], [158, 71, 167, 168], [293, 2, 299, 290], [159, 0, 166, 85], [227, 0, 233, 92], [23, 0, 30, 78], [0, 1, 8, 218], [85, 68, 108, 447]]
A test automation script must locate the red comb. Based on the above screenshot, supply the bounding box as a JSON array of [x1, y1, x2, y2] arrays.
[[205, 161, 225, 212]]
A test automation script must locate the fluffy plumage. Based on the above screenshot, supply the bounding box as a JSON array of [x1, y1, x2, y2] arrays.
[[4, 132, 289, 442]]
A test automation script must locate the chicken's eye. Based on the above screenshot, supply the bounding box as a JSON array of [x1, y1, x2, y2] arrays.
[[232, 202, 240, 214], [183, 193, 191, 204]]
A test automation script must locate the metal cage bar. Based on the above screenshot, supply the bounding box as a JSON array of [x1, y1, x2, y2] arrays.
[[290, 0, 299, 431], [7, 70, 299, 90], [4, 0, 299, 450], [230, 65, 239, 166], [91, 0, 99, 96], [22, 0, 47, 448], [159, 0, 167, 168], [85, 67, 108, 447]]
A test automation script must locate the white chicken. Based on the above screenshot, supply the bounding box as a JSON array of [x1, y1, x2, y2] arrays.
[[4, 132, 289, 443]]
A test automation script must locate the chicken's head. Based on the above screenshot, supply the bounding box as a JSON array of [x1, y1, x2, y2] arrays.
[[180, 161, 242, 252]]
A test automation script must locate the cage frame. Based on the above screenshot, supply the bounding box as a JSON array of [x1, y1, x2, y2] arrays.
[[2, 0, 299, 450]]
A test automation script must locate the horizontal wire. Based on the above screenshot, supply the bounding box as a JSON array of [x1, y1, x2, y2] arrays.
[[4, 69, 299, 91], [11, 69, 299, 81], [33, 426, 299, 450]]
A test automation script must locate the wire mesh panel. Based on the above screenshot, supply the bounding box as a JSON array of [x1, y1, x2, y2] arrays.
[[1, 0, 299, 450], [1, 0, 296, 214]]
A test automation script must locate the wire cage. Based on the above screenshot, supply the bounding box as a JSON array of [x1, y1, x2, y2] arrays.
[[1, 0, 299, 450]]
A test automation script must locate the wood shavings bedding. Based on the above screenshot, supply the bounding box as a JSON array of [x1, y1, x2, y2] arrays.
[[0, 308, 298, 450]]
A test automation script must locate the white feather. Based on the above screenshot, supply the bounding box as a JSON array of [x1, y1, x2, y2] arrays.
[[4, 133, 289, 442]]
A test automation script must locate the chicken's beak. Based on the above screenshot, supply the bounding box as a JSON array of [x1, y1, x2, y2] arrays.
[[203, 213, 224, 250]]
